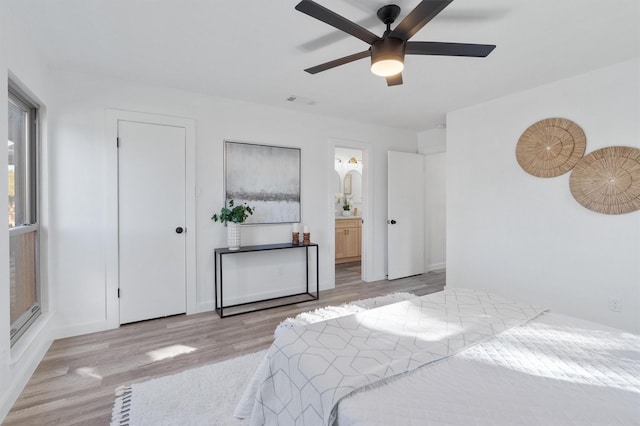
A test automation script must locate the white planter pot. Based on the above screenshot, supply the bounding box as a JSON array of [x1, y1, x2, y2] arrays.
[[342, 210, 352, 216], [227, 222, 241, 250]]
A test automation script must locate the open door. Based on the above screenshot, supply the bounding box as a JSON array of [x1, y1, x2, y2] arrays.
[[387, 151, 425, 279]]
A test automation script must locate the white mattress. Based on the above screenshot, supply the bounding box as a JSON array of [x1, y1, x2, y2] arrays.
[[337, 312, 640, 426]]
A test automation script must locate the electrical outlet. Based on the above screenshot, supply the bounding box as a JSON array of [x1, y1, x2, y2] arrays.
[[609, 297, 621, 312]]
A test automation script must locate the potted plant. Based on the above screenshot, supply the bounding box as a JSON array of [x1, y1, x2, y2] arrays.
[[342, 195, 352, 216], [212, 200, 254, 250]]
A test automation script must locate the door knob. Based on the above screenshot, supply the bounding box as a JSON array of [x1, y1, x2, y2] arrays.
[[175, 227, 184, 234], [389, 220, 397, 225]]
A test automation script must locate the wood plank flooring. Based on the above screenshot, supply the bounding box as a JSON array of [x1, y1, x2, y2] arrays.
[[4, 265, 445, 425]]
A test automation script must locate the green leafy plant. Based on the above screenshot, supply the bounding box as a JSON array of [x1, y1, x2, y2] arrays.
[[342, 195, 351, 211], [211, 199, 255, 224]]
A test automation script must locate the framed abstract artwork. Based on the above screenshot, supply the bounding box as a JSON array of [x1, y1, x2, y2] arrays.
[[224, 140, 301, 224]]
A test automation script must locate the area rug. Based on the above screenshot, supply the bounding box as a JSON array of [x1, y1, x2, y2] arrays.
[[111, 349, 265, 426], [110, 292, 416, 426]]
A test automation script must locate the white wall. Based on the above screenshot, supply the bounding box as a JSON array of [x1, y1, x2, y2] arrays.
[[447, 59, 640, 333], [1, 7, 56, 421], [418, 128, 446, 155], [48, 70, 417, 336], [418, 129, 446, 271]]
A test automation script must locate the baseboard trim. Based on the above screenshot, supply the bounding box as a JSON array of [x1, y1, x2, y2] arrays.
[[220, 286, 308, 307], [52, 319, 118, 340], [427, 262, 446, 272], [367, 273, 387, 282], [1, 313, 55, 424], [198, 280, 332, 313]]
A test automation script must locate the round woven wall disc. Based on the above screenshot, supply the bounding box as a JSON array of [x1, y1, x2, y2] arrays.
[[569, 146, 640, 215], [516, 118, 586, 177]]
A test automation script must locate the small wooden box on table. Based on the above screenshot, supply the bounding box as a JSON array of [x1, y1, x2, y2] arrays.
[[214, 242, 319, 318]]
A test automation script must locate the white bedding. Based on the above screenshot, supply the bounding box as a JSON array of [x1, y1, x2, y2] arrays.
[[337, 312, 640, 426], [236, 288, 546, 425], [236, 289, 640, 425]]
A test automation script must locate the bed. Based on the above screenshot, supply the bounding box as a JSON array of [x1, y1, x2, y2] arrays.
[[235, 288, 640, 425]]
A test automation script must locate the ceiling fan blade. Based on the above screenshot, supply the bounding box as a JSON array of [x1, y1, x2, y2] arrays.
[[390, 0, 453, 41], [295, 0, 381, 45], [406, 41, 496, 57], [304, 50, 370, 74], [299, 16, 381, 52], [386, 73, 403, 86]]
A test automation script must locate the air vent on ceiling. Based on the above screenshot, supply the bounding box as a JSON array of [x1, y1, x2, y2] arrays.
[[286, 95, 316, 106]]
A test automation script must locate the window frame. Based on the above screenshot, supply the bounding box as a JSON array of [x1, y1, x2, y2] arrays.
[[8, 81, 41, 346]]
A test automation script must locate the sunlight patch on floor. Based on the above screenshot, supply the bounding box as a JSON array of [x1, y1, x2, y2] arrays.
[[147, 344, 197, 362], [75, 367, 103, 380]]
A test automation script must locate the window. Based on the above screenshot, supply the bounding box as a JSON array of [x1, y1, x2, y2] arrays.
[[8, 83, 40, 346]]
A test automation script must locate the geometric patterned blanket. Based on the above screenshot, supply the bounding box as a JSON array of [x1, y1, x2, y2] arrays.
[[238, 288, 546, 425]]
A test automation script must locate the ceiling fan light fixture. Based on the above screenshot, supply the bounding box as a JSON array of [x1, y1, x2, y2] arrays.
[[370, 37, 405, 77], [371, 59, 404, 77]]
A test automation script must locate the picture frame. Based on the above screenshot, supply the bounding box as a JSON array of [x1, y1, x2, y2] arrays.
[[224, 140, 301, 224]]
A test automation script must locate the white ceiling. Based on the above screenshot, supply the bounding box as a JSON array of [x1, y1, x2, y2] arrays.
[[7, 0, 640, 132]]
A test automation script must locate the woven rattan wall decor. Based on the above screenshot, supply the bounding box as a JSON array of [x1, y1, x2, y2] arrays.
[[569, 146, 640, 215], [516, 118, 586, 177]]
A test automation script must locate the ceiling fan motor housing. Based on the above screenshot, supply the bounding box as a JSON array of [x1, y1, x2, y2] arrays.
[[370, 37, 406, 76]]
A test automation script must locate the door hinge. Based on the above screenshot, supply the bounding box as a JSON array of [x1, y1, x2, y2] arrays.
[[117, 288, 120, 298], [116, 137, 120, 148]]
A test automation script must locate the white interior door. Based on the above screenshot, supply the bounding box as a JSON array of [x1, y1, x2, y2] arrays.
[[118, 120, 186, 324], [387, 151, 425, 280]]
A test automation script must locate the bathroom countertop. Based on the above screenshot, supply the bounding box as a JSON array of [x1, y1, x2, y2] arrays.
[[335, 215, 361, 220]]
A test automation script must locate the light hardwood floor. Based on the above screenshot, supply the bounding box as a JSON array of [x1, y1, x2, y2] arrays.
[[4, 266, 445, 425]]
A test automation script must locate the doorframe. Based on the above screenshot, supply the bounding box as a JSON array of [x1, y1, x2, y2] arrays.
[[105, 109, 196, 328], [328, 138, 373, 283]]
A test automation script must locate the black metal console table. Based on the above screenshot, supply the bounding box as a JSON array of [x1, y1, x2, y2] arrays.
[[214, 242, 319, 318]]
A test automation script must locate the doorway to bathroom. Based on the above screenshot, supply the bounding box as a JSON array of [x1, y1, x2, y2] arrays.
[[334, 147, 364, 286]]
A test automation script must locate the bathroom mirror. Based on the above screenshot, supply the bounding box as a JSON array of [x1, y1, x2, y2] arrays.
[[344, 174, 352, 194], [335, 171, 341, 193], [345, 170, 362, 202]]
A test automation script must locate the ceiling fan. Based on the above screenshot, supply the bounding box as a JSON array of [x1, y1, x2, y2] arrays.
[[295, 0, 496, 86]]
